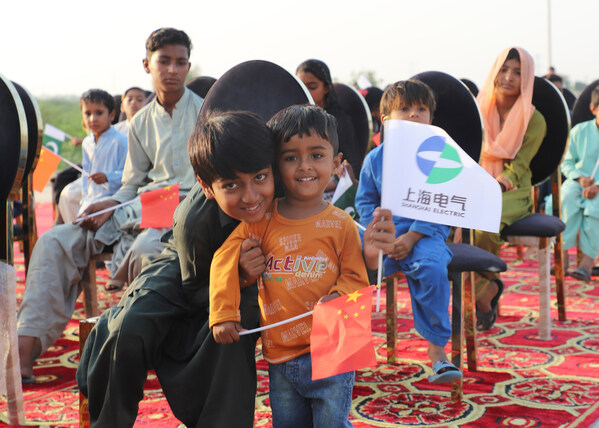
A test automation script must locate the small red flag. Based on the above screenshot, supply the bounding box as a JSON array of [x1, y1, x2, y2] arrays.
[[32, 148, 61, 192], [139, 183, 179, 229], [310, 286, 377, 380]]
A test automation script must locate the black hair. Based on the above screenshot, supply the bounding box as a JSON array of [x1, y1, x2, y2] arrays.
[[363, 87, 384, 113], [380, 79, 437, 117], [122, 87, 147, 99], [188, 110, 275, 186], [146, 28, 192, 60], [267, 104, 339, 154], [80, 89, 115, 113], [591, 87, 599, 109], [296, 59, 338, 111], [505, 48, 521, 62], [546, 74, 563, 84], [460, 78, 479, 97]]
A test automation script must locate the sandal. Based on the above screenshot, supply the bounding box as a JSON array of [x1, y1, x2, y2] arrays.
[[428, 360, 462, 383], [476, 279, 504, 332], [21, 375, 36, 384], [104, 279, 126, 292], [570, 267, 591, 282]]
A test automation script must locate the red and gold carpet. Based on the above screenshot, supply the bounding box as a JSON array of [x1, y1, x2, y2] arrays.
[[2, 202, 599, 427]]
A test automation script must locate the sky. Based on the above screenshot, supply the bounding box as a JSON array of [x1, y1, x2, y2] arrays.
[[2, 0, 598, 99]]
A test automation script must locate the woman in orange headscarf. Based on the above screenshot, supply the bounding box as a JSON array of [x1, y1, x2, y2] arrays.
[[474, 47, 547, 331]]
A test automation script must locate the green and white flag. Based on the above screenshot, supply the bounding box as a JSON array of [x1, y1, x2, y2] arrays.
[[332, 166, 357, 219], [42, 124, 66, 153], [381, 120, 501, 233]]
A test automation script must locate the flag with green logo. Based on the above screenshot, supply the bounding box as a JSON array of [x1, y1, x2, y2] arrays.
[[42, 124, 66, 153], [381, 120, 501, 233], [331, 166, 357, 219]]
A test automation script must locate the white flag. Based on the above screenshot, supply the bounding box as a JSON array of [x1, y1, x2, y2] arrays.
[[381, 120, 501, 233]]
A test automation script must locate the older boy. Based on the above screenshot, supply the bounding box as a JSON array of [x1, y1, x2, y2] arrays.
[[18, 27, 202, 381], [356, 80, 461, 383], [78, 111, 276, 427], [560, 87, 599, 281]]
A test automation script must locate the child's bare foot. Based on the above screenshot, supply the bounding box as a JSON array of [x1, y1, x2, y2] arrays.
[[18, 335, 41, 380]]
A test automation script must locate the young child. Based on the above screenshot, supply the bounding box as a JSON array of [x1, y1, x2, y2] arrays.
[[58, 89, 127, 223], [209, 105, 370, 427], [560, 86, 599, 281], [114, 87, 148, 135], [355, 80, 462, 383]]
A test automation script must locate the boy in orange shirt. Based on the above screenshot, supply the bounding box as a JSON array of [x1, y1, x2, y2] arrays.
[[209, 105, 372, 427]]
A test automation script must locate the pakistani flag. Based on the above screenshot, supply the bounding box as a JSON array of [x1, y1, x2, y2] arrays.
[[332, 166, 358, 219], [42, 124, 66, 153]]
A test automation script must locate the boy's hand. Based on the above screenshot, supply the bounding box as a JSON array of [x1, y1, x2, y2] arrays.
[[239, 238, 265, 287], [318, 291, 340, 304], [335, 160, 359, 188], [89, 172, 107, 184], [76, 199, 118, 230], [363, 207, 395, 270], [578, 176, 594, 188], [212, 321, 246, 344], [390, 231, 423, 261], [582, 184, 599, 199]]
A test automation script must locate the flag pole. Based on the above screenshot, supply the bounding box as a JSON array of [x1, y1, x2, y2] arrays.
[[43, 148, 108, 190], [239, 310, 313, 335], [74, 198, 136, 223], [353, 220, 382, 311]]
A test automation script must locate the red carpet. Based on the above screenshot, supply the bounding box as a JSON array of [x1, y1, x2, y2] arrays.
[[2, 202, 599, 427]]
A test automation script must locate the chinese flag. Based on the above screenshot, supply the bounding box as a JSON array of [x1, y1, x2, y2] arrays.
[[310, 286, 377, 380], [139, 183, 179, 229], [32, 148, 61, 192]]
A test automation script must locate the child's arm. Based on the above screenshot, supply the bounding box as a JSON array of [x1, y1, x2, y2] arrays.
[[561, 125, 584, 182], [362, 207, 395, 270], [211, 236, 263, 344], [355, 150, 381, 228], [103, 135, 128, 192], [89, 172, 107, 184], [498, 111, 546, 191], [582, 184, 599, 199], [238, 238, 266, 287], [209, 229, 248, 330], [212, 321, 245, 344], [391, 231, 424, 260]]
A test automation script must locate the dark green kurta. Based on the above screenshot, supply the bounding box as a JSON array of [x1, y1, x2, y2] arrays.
[[77, 182, 260, 427]]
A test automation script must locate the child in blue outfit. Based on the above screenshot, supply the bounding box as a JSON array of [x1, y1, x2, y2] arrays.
[[78, 89, 128, 215], [559, 86, 599, 281], [356, 80, 461, 383]]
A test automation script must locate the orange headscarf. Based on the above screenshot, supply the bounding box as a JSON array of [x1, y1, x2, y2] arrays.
[[477, 47, 536, 178]]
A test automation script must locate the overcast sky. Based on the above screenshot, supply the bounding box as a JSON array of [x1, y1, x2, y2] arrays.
[[2, 0, 597, 98]]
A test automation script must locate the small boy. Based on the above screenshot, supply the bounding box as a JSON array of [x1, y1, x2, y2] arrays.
[[58, 89, 127, 223], [355, 80, 462, 383], [114, 87, 148, 135], [209, 105, 370, 427], [560, 86, 599, 281]]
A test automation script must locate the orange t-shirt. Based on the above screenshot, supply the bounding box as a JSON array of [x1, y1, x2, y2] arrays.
[[210, 200, 369, 364]]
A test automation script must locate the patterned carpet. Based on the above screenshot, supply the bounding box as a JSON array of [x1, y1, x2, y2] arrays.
[[2, 202, 599, 427]]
